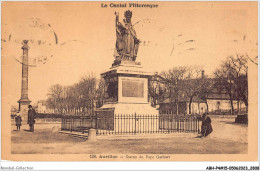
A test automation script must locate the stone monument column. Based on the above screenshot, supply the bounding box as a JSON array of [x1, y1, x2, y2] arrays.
[[18, 40, 31, 122]]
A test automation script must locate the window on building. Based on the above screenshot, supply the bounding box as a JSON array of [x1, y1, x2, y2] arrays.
[[217, 101, 220, 110]]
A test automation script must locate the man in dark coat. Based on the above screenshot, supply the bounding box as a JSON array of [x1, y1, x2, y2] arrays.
[[200, 113, 213, 138], [27, 105, 36, 132]]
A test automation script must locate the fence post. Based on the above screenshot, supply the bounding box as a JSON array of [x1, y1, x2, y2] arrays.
[[168, 113, 170, 133], [198, 118, 200, 133], [95, 111, 98, 135], [162, 115, 164, 133], [88, 128, 96, 142], [134, 113, 137, 134], [61, 117, 63, 130], [177, 115, 179, 132], [121, 114, 122, 134], [70, 117, 72, 132], [82, 117, 84, 134]]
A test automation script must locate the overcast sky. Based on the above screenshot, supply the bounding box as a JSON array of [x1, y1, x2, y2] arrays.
[[2, 1, 258, 108]]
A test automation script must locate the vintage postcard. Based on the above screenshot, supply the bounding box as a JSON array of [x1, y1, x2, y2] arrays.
[[1, 1, 258, 162]]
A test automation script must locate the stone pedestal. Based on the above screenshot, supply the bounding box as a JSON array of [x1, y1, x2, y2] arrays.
[[18, 99, 31, 123], [100, 61, 158, 115]]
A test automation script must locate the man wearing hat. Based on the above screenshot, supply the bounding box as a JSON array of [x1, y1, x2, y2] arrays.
[[27, 105, 36, 132]]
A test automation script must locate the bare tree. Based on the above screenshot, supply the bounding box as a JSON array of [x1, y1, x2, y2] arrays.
[[160, 66, 187, 115], [231, 54, 248, 113], [214, 54, 248, 114], [46, 74, 104, 115], [96, 78, 106, 108], [46, 84, 64, 114], [181, 66, 205, 114], [148, 73, 167, 107], [197, 77, 214, 113], [64, 85, 79, 114], [71, 75, 97, 115]]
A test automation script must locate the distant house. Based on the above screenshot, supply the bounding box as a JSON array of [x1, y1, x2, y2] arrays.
[[158, 90, 245, 115], [159, 95, 206, 114], [149, 73, 246, 115], [206, 91, 246, 115], [35, 100, 54, 113], [10, 106, 18, 119]]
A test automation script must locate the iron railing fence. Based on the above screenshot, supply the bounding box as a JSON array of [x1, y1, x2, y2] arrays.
[[61, 115, 96, 133], [61, 113, 201, 135], [97, 114, 200, 135]]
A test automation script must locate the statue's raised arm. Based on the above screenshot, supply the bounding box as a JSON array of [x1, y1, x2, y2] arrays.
[[115, 12, 119, 26]]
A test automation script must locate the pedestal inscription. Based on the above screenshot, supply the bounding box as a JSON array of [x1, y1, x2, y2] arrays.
[[122, 80, 144, 98], [118, 77, 148, 104]]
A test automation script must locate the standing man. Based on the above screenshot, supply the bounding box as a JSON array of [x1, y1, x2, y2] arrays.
[[27, 105, 36, 132]]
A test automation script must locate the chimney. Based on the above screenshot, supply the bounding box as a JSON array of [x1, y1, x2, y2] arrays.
[[201, 70, 205, 78]]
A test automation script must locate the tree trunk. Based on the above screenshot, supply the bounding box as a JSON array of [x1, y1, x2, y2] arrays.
[[242, 96, 248, 114], [230, 98, 234, 115], [206, 102, 209, 113], [244, 100, 248, 114], [176, 101, 179, 115], [189, 96, 193, 114], [237, 100, 240, 114], [174, 95, 179, 115], [153, 98, 157, 107]]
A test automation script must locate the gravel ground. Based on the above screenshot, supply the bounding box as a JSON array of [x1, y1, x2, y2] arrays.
[[11, 116, 247, 154]]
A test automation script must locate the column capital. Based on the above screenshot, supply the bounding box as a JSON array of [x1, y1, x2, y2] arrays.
[[21, 40, 29, 49]]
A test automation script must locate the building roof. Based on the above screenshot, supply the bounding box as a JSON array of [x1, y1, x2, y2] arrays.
[[162, 96, 206, 104], [207, 93, 230, 100]]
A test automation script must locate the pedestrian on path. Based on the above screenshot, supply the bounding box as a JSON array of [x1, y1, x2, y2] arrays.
[[27, 105, 36, 132], [15, 112, 22, 131], [200, 113, 213, 138]]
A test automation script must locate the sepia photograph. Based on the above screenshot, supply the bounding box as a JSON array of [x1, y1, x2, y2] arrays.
[[1, 1, 258, 164]]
